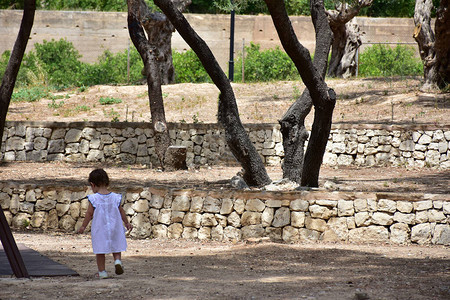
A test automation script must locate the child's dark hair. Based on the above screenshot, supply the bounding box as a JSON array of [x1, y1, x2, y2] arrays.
[[88, 169, 109, 187]]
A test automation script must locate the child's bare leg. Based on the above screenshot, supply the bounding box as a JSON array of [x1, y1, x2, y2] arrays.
[[113, 252, 124, 275], [96, 254, 106, 272], [113, 252, 121, 261]]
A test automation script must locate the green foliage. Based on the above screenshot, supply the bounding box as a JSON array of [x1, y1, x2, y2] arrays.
[[99, 96, 122, 105], [235, 43, 299, 82], [172, 49, 210, 83], [358, 44, 422, 77], [11, 86, 51, 102]]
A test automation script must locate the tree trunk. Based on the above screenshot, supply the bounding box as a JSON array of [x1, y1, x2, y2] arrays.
[[279, 0, 332, 184], [0, 0, 36, 145], [154, 0, 271, 187], [265, 0, 336, 187], [127, 0, 171, 167], [326, 0, 372, 78], [434, 0, 450, 88], [414, 0, 439, 90]]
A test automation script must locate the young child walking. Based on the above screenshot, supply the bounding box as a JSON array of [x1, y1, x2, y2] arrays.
[[78, 168, 133, 279]]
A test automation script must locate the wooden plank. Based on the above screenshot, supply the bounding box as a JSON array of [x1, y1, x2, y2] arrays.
[[0, 207, 29, 278]]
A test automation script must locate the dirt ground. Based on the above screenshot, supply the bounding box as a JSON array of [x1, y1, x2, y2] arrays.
[[0, 232, 449, 300], [6, 77, 449, 126], [2, 78, 449, 299]]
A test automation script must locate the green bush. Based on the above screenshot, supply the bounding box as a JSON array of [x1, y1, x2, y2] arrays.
[[358, 44, 422, 77], [235, 43, 299, 82], [172, 49, 210, 83], [11, 86, 51, 102], [99, 96, 122, 105]]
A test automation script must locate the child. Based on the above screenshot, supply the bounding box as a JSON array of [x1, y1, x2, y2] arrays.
[[78, 168, 133, 279]]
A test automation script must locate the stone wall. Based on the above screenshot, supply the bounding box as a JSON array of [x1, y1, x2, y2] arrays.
[[2, 121, 450, 169], [1, 182, 449, 245]]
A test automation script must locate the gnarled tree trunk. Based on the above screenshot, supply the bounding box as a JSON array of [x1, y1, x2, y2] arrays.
[[265, 0, 336, 187], [127, 0, 190, 168], [414, 0, 439, 90], [0, 0, 36, 146], [326, 0, 372, 78], [153, 0, 271, 187], [434, 0, 450, 88]]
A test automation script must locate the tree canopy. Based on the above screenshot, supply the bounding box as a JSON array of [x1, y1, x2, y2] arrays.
[[0, 0, 441, 17]]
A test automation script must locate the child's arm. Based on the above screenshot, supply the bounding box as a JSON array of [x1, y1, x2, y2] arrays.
[[119, 206, 133, 231], [78, 202, 94, 233]]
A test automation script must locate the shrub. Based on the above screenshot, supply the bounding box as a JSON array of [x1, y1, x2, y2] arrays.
[[172, 49, 210, 83], [99, 96, 122, 105], [358, 44, 423, 77], [234, 43, 299, 82], [11, 86, 51, 102]]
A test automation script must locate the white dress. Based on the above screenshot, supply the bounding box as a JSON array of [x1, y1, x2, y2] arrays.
[[88, 192, 127, 254]]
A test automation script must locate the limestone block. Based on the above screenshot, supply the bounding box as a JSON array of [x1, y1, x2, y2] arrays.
[[354, 199, 368, 212], [6, 137, 25, 151], [211, 225, 224, 241], [152, 224, 168, 239], [168, 223, 183, 239], [220, 198, 233, 215], [372, 212, 393, 226], [264, 227, 282, 241], [393, 212, 415, 225], [140, 189, 152, 200], [121, 138, 138, 154], [411, 223, 431, 244], [241, 224, 265, 240], [305, 217, 327, 232], [65, 129, 82, 143], [414, 200, 432, 211], [171, 211, 185, 223], [35, 199, 57, 211], [47, 209, 59, 229], [59, 215, 76, 231], [428, 210, 446, 223], [415, 211, 428, 223], [149, 208, 159, 224], [81, 128, 96, 140], [298, 228, 321, 241], [172, 195, 190, 212], [290, 199, 309, 211], [289, 211, 304, 228], [418, 134, 432, 144], [332, 142, 345, 154], [348, 226, 389, 244], [282, 226, 300, 243], [198, 227, 212, 240], [158, 209, 172, 225], [272, 207, 290, 228], [18, 202, 33, 214], [315, 200, 338, 207], [12, 213, 31, 228], [432, 200, 443, 209], [425, 150, 440, 166], [100, 134, 113, 144], [188, 196, 203, 213], [233, 199, 245, 214], [130, 214, 152, 239], [150, 194, 164, 209], [390, 223, 410, 244], [443, 202, 450, 214], [183, 212, 202, 228], [123, 203, 134, 216], [4, 152, 15, 161], [397, 201, 413, 213], [376, 199, 396, 213], [323, 217, 348, 241], [87, 150, 104, 161], [0, 192, 10, 209], [79, 139, 90, 154], [227, 211, 241, 227], [431, 224, 450, 245], [266, 199, 282, 208], [203, 196, 221, 213], [309, 205, 335, 219], [201, 213, 218, 227], [223, 226, 241, 241], [69, 202, 81, 219], [56, 203, 70, 217], [48, 139, 65, 153], [34, 137, 48, 150], [31, 211, 47, 228], [261, 207, 274, 227], [338, 200, 354, 216], [241, 211, 262, 226], [245, 199, 265, 212]]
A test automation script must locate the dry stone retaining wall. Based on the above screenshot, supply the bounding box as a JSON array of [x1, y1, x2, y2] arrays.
[[1, 183, 449, 245], [2, 121, 450, 169]]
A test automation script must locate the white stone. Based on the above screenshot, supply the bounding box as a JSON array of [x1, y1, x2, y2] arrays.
[[220, 198, 233, 215], [377, 199, 396, 213], [272, 207, 290, 228], [397, 201, 413, 213], [305, 217, 326, 232], [190, 196, 204, 212], [290, 200, 309, 211], [132, 200, 149, 213], [355, 212, 371, 227], [227, 211, 241, 227], [291, 211, 305, 228], [323, 217, 348, 241], [372, 212, 394, 226], [241, 211, 261, 226], [338, 200, 354, 216], [245, 199, 265, 212], [211, 225, 224, 241], [390, 223, 410, 244], [182, 227, 198, 239], [309, 205, 335, 219], [182, 212, 202, 228], [201, 213, 218, 227], [172, 195, 190, 212], [223, 226, 241, 241], [198, 227, 212, 240], [203, 196, 221, 213], [348, 226, 389, 243], [354, 199, 368, 212], [414, 200, 432, 211], [411, 223, 431, 244], [261, 207, 274, 227], [428, 210, 446, 223], [431, 224, 450, 245], [393, 212, 415, 224], [233, 199, 245, 214], [168, 223, 183, 239], [241, 225, 265, 240], [150, 194, 165, 209], [152, 224, 168, 239], [315, 200, 337, 207]]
